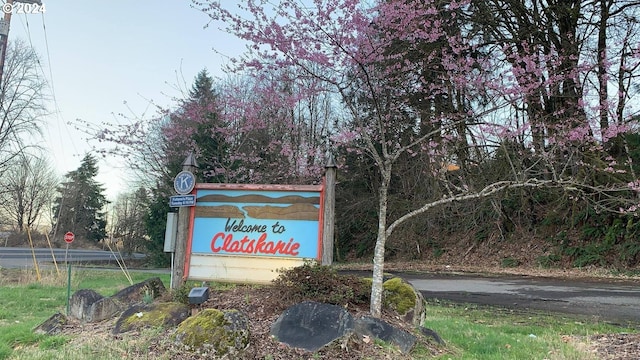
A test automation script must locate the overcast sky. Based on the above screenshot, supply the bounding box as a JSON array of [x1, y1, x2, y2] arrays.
[[8, 0, 241, 199]]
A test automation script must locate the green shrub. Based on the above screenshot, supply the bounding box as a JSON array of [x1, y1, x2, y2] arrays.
[[172, 281, 199, 304], [272, 261, 370, 306], [620, 240, 640, 266], [501, 257, 520, 268], [433, 247, 445, 258], [536, 254, 562, 268], [573, 252, 605, 268]]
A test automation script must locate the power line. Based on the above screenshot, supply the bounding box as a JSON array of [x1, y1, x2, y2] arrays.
[[11, 9, 78, 163], [40, 11, 78, 155]]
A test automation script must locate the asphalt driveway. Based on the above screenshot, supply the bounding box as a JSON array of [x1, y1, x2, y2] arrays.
[[399, 272, 640, 326]]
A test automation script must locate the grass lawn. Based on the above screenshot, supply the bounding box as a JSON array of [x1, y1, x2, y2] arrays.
[[0, 267, 171, 359], [423, 299, 634, 359]]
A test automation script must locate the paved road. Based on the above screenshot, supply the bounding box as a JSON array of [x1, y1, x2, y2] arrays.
[[0, 247, 145, 268], [398, 272, 640, 326]]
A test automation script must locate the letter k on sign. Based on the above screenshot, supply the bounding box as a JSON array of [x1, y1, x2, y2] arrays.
[[174, 171, 196, 194]]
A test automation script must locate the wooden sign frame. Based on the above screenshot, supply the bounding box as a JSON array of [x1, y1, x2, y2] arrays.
[[183, 183, 325, 284]]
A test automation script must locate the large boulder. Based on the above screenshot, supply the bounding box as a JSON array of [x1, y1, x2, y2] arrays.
[[111, 277, 165, 304], [271, 301, 423, 354], [85, 297, 122, 323], [270, 301, 355, 352], [420, 326, 445, 345], [354, 316, 417, 354], [69, 277, 167, 323], [383, 277, 426, 327], [68, 289, 107, 322], [113, 302, 191, 334], [34, 312, 67, 335], [174, 308, 250, 357]]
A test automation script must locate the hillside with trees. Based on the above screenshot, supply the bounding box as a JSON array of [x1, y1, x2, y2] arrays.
[[88, 0, 640, 315]]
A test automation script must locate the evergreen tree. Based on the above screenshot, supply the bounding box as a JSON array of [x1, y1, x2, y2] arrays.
[[189, 69, 216, 105], [52, 154, 108, 243], [173, 69, 228, 183], [144, 70, 229, 266], [143, 71, 228, 266], [190, 70, 224, 182]]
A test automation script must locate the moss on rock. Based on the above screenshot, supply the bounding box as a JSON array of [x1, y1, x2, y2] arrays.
[[113, 302, 190, 334], [174, 309, 250, 356], [383, 277, 416, 314]]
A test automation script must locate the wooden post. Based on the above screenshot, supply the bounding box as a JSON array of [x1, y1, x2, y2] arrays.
[[322, 153, 337, 265], [171, 153, 198, 290]]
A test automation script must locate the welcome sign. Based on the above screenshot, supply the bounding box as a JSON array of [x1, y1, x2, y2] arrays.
[[184, 183, 324, 283]]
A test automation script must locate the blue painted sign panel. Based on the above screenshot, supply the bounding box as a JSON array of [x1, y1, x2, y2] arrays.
[[190, 189, 321, 259]]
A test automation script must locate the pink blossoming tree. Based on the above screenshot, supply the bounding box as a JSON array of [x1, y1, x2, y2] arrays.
[[194, 0, 640, 317]]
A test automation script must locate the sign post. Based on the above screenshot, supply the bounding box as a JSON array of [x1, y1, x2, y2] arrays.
[[163, 213, 178, 288], [171, 153, 198, 290], [63, 231, 74, 315], [322, 154, 337, 265]]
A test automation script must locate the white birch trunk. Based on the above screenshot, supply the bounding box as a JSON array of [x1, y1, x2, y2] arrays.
[[370, 166, 391, 317]]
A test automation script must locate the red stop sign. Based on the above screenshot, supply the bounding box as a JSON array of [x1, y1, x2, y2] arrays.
[[64, 232, 74, 244]]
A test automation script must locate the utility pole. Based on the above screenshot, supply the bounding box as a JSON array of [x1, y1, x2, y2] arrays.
[[0, 0, 14, 87], [0, 0, 42, 87]]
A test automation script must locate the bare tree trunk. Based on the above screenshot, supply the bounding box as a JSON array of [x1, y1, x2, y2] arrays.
[[598, 0, 609, 133], [370, 163, 391, 318]]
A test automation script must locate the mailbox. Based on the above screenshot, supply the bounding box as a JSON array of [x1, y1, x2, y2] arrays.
[[188, 287, 210, 304]]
